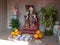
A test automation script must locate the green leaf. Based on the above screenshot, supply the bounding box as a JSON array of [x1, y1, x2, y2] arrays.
[[10, 18, 19, 29]]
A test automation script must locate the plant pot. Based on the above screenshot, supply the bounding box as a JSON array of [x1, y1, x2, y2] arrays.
[[45, 28, 53, 36]]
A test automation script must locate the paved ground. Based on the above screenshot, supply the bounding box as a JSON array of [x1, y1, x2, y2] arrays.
[[0, 30, 60, 45]]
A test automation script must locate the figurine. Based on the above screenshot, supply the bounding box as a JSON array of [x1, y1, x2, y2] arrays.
[[24, 7, 37, 28]]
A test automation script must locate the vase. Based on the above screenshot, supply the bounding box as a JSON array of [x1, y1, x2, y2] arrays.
[[45, 27, 53, 36]]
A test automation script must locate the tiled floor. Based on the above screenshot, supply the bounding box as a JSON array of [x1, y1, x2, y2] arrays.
[[0, 30, 60, 45]]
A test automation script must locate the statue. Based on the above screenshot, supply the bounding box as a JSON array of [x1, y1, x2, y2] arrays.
[[25, 7, 38, 29], [23, 6, 39, 31]]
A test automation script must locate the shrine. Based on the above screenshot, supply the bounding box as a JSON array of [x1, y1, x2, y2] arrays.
[[0, 0, 60, 45]]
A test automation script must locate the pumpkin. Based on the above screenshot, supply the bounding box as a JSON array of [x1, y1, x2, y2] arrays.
[[38, 33, 43, 38], [34, 34, 38, 39], [36, 30, 40, 34]]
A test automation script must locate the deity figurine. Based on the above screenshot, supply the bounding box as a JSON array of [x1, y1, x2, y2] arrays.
[[24, 7, 38, 29]]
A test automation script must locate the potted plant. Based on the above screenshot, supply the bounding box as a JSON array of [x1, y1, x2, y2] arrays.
[[39, 7, 57, 36], [10, 18, 19, 30]]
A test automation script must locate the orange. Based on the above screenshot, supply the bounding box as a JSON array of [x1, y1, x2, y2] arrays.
[[15, 32, 19, 36], [36, 30, 40, 34], [11, 32, 15, 35], [15, 29, 18, 32], [18, 31, 21, 34], [38, 33, 43, 38], [34, 34, 38, 39], [13, 35, 16, 38]]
